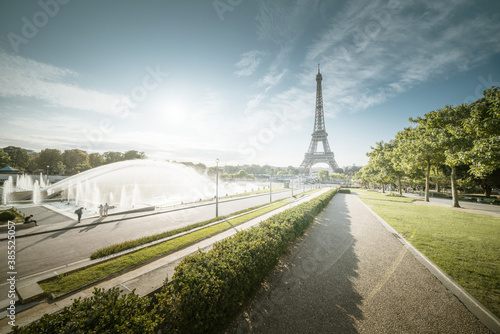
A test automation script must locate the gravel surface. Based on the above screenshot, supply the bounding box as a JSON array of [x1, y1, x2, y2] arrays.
[[228, 193, 491, 333]]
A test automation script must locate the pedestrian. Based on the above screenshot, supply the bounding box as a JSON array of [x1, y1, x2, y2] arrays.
[[98, 204, 104, 218], [103, 203, 109, 216], [24, 214, 38, 226], [75, 207, 83, 223]]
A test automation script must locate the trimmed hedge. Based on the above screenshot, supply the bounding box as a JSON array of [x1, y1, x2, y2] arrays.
[[0, 211, 16, 222], [14, 189, 337, 333], [13, 288, 159, 333], [90, 202, 277, 259], [155, 188, 337, 333]]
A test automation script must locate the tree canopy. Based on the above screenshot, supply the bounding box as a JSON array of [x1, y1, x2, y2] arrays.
[[359, 86, 500, 206]]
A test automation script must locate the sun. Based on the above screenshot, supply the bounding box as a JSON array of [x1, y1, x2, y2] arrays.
[[161, 95, 190, 125]]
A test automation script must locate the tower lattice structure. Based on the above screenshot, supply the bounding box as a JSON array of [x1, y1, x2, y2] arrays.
[[299, 65, 338, 174]]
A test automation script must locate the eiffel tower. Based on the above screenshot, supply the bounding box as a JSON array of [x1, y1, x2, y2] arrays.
[[299, 65, 338, 174]]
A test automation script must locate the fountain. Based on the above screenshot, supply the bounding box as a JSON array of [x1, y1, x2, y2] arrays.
[[45, 160, 261, 212], [2, 176, 13, 205], [33, 180, 41, 205], [16, 174, 34, 190]]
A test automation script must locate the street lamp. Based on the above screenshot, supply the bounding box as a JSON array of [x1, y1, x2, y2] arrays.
[[46, 165, 49, 182], [215, 158, 219, 217], [291, 177, 294, 197], [269, 172, 272, 203]]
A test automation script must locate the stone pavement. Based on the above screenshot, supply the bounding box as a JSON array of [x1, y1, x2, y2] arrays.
[[230, 193, 498, 333]]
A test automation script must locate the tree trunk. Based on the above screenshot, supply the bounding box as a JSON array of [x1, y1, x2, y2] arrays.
[[382, 184, 385, 193], [451, 165, 460, 208], [482, 184, 492, 198], [398, 175, 402, 195], [425, 162, 431, 202]]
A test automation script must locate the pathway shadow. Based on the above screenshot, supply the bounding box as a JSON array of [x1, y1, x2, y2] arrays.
[[79, 218, 105, 233], [232, 193, 362, 333]]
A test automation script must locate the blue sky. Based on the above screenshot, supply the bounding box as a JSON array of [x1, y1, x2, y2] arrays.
[[1, 0, 499, 168]]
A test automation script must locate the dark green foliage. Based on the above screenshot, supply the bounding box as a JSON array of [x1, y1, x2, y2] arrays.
[[0, 211, 16, 222], [338, 188, 351, 194], [13, 288, 159, 334], [156, 189, 337, 333]]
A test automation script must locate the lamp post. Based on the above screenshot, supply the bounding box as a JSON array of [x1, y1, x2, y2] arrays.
[[46, 165, 49, 183], [215, 158, 219, 217], [291, 177, 294, 197], [269, 172, 272, 203]]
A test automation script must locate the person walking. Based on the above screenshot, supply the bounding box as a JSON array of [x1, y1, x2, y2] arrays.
[[75, 207, 83, 223], [24, 215, 38, 226], [98, 204, 104, 218], [103, 203, 109, 216]]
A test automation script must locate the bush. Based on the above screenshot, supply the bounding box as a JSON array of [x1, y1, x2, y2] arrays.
[[155, 189, 337, 333], [13, 190, 337, 334], [0, 211, 16, 222], [338, 188, 351, 194], [13, 288, 159, 334]]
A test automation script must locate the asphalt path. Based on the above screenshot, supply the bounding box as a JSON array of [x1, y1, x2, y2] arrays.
[[230, 193, 491, 333], [402, 192, 500, 215], [0, 189, 296, 283]]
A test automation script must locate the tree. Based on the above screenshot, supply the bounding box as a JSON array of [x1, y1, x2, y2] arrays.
[[286, 166, 300, 175], [318, 170, 329, 182], [330, 173, 347, 182], [0, 150, 11, 167], [63, 149, 90, 174], [103, 151, 124, 164], [124, 150, 147, 160], [366, 141, 401, 192], [235, 170, 252, 179], [343, 165, 362, 178], [2, 146, 31, 170], [89, 153, 105, 168], [417, 104, 473, 208], [461, 87, 500, 196], [464, 87, 500, 177], [355, 164, 378, 188], [395, 125, 445, 202], [37, 149, 62, 173], [55, 161, 66, 174]]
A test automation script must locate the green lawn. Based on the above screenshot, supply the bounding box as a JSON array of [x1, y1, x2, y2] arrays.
[[356, 191, 500, 318], [354, 188, 417, 203], [40, 201, 289, 297]]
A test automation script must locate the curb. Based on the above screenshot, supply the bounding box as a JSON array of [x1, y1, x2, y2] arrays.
[[355, 195, 500, 334]]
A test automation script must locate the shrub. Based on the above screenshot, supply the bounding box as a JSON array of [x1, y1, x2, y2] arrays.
[[13, 190, 337, 334], [13, 288, 159, 334], [0, 211, 16, 222], [338, 188, 351, 194], [156, 189, 337, 333]]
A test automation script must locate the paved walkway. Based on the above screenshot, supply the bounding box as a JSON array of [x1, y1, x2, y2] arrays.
[[231, 193, 493, 333]]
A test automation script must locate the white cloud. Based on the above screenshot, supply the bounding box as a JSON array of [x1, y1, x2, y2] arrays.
[[301, 0, 500, 114], [0, 50, 131, 115], [234, 50, 268, 77]]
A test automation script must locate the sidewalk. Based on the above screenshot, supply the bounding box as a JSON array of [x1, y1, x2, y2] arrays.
[[0, 189, 331, 333], [230, 193, 496, 333]]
